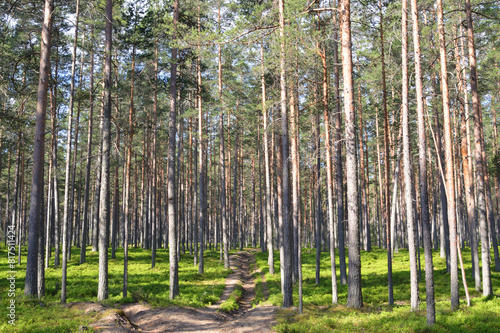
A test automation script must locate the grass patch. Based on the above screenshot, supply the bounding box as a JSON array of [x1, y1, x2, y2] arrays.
[[254, 247, 500, 332], [0, 246, 230, 332], [220, 283, 244, 313]]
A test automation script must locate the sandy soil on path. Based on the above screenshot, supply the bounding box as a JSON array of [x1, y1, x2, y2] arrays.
[[82, 250, 278, 333]]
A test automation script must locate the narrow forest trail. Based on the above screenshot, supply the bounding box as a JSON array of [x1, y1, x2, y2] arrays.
[[84, 250, 278, 332]]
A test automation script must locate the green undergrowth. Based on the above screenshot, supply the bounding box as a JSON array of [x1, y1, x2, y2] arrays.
[[220, 284, 244, 313], [254, 247, 500, 332], [0, 246, 230, 332]]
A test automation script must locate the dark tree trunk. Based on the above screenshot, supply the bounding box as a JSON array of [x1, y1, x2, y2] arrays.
[[24, 0, 53, 297]]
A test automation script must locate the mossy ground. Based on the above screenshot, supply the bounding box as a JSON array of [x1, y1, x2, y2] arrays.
[[254, 247, 500, 332], [0, 246, 230, 332]]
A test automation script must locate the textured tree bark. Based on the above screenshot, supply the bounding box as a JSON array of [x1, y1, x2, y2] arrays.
[[97, 0, 113, 302], [197, 11, 205, 272], [410, 0, 435, 323], [217, 24, 228, 266], [80, 27, 95, 264], [357, 79, 370, 252], [278, 0, 292, 308], [379, 0, 393, 307], [401, 0, 419, 311], [340, 0, 362, 309], [437, 0, 459, 309], [24, 0, 53, 297], [61, 0, 80, 303], [168, 0, 180, 300], [151, 38, 159, 268], [465, 0, 492, 296], [454, 35, 480, 291], [261, 43, 274, 275], [333, 6, 347, 285], [123, 39, 136, 298], [319, 38, 338, 304]]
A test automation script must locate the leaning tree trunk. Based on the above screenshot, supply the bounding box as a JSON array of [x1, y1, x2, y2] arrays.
[[24, 0, 53, 297]]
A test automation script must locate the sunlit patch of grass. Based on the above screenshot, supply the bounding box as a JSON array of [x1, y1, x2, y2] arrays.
[[220, 283, 243, 313], [254, 247, 500, 332], [0, 246, 230, 332]]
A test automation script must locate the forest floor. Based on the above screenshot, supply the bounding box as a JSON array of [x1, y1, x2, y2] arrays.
[[80, 250, 279, 332]]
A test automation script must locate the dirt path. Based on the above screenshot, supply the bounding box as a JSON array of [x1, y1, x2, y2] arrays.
[[83, 250, 278, 333]]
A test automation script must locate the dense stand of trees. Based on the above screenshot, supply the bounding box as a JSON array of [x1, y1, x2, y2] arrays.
[[1, 0, 499, 323]]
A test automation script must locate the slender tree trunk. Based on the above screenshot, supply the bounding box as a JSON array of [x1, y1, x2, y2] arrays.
[[97, 0, 112, 302], [197, 13, 205, 272], [379, 0, 393, 307], [465, 0, 492, 296], [357, 78, 369, 252], [437, 0, 459, 309], [402, 0, 419, 311], [319, 37, 338, 304], [80, 27, 94, 264], [25, 0, 53, 297], [340, 0, 362, 308], [168, 0, 180, 299], [454, 34, 480, 291], [151, 38, 159, 268], [333, 7, 347, 284], [410, 0, 435, 323], [123, 41, 136, 298], [262, 43, 274, 275], [60, 0, 80, 303]]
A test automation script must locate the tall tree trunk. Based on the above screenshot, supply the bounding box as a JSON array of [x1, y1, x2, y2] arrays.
[[340, 0, 362, 309], [357, 78, 369, 252], [168, 0, 180, 299], [275, 3, 292, 299], [319, 36, 338, 304], [97, 0, 112, 302], [454, 35, 480, 291], [437, 0, 459, 309], [262, 43, 274, 275], [197, 12, 205, 273], [123, 42, 136, 299], [410, 0, 435, 323], [218, 19, 229, 266], [151, 38, 159, 268], [379, 0, 393, 307], [24, 0, 53, 297], [401, 0, 419, 311], [465, 0, 492, 296], [61, 0, 80, 303], [333, 5, 347, 284], [80, 27, 94, 264]]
